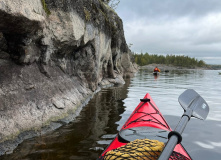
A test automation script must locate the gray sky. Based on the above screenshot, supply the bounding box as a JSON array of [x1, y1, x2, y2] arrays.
[[116, 0, 221, 64]]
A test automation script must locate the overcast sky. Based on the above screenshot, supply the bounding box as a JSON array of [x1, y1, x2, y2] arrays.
[[116, 0, 221, 64]]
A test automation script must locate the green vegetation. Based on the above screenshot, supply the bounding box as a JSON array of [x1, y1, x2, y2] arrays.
[[41, 0, 51, 15], [84, 7, 91, 21], [134, 53, 207, 68]]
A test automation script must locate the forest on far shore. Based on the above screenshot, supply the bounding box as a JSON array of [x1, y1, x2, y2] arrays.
[[133, 53, 206, 68]]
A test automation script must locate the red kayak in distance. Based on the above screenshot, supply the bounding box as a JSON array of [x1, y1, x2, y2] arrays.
[[99, 93, 192, 160]]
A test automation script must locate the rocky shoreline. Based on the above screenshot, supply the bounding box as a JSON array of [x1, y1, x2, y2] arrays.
[[0, 0, 137, 155]]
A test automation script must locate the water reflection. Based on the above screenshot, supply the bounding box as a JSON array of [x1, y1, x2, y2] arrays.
[[153, 74, 159, 80], [0, 79, 131, 160], [1, 69, 221, 160]]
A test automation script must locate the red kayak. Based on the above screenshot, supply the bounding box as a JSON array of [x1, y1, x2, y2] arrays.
[[99, 93, 191, 160]]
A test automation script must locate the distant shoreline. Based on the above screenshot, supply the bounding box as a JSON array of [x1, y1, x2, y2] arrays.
[[139, 63, 218, 71]]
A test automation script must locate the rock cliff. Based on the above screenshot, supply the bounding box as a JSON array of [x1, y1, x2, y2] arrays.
[[0, 0, 137, 154]]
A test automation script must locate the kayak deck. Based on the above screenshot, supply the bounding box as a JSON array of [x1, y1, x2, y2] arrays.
[[99, 93, 191, 160]]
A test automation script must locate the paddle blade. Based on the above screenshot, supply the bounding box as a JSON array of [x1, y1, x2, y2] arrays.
[[190, 96, 209, 120], [178, 89, 199, 110], [178, 89, 209, 120]]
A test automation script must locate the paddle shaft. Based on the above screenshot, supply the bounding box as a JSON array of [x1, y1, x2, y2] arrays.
[[158, 109, 192, 160]]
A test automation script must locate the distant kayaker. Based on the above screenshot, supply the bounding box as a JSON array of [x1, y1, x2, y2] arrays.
[[154, 66, 160, 72]]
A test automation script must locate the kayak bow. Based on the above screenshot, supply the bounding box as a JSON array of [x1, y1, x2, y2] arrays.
[[99, 93, 191, 160]]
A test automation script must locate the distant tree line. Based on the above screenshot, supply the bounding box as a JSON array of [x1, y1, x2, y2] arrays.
[[134, 53, 206, 68], [207, 65, 221, 70]]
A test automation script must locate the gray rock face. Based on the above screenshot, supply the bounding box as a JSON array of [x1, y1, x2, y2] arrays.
[[0, 0, 137, 154]]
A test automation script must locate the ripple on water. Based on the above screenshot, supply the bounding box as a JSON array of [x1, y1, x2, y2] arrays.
[[1, 69, 221, 160]]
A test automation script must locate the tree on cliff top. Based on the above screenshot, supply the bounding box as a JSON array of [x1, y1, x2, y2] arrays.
[[102, 0, 120, 10]]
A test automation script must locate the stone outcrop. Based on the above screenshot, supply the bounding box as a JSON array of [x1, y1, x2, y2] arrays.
[[0, 0, 137, 154]]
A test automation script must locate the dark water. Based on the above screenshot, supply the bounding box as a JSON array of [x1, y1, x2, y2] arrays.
[[1, 69, 221, 160]]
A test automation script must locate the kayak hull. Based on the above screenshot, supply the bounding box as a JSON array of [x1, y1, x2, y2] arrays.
[[153, 72, 160, 75], [99, 93, 191, 160]]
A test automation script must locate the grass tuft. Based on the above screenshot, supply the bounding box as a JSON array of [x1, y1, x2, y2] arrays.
[[41, 0, 51, 15]]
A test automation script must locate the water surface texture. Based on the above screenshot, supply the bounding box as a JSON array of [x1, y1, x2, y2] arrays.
[[1, 69, 221, 160]]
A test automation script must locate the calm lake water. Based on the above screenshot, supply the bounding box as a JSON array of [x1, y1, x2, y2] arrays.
[[1, 69, 221, 160]]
